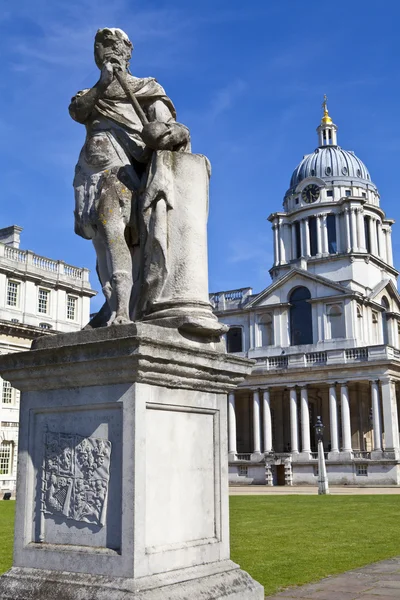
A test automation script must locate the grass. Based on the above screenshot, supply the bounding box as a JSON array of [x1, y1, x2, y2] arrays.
[[230, 495, 400, 595], [0, 501, 14, 575], [2, 497, 400, 596]]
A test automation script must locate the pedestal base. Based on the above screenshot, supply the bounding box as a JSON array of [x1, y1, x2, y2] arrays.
[[0, 562, 264, 600], [0, 323, 263, 598]]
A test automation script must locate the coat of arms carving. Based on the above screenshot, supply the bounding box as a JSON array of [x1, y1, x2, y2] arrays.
[[42, 430, 112, 527]]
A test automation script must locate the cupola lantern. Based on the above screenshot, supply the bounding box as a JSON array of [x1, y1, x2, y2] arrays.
[[317, 95, 338, 146]]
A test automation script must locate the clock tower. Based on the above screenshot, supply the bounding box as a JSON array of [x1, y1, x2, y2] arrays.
[[268, 98, 396, 293]]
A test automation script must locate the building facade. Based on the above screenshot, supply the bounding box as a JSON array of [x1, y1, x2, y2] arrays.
[[211, 101, 400, 486], [0, 226, 95, 495]]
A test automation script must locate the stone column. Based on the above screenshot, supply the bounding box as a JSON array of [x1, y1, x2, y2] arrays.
[[369, 216, 377, 256], [344, 209, 351, 252], [386, 227, 394, 266], [300, 386, 311, 454], [350, 208, 358, 252], [328, 385, 339, 454], [357, 208, 366, 252], [228, 393, 237, 458], [273, 222, 279, 266], [381, 378, 400, 457], [300, 219, 306, 257], [263, 389, 273, 453], [377, 221, 385, 260], [382, 229, 388, 263], [304, 218, 310, 257], [340, 383, 352, 454], [279, 221, 286, 264], [335, 212, 341, 253], [289, 387, 299, 454], [316, 215, 322, 255], [291, 223, 297, 260], [252, 390, 261, 455], [321, 213, 329, 255], [370, 381, 382, 452]]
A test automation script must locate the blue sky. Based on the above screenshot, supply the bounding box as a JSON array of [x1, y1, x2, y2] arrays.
[[1, 1, 400, 312]]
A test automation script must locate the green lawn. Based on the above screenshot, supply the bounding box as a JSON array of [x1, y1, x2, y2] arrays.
[[0, 501, 14, 575], [2, 497, 400, 597], [230, 496, 400, 595]]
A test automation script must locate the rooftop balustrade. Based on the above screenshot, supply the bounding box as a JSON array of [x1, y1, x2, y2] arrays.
[[1, 244, 89, 284], [209, 287, 253, 310], [251, 345, 400, 370]]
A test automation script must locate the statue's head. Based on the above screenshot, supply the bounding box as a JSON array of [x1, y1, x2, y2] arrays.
[[94, 28, 133, 70]]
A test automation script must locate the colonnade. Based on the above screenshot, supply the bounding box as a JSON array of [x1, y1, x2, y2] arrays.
[[272, 210, 393, 267], [227, 378, 400, 458]]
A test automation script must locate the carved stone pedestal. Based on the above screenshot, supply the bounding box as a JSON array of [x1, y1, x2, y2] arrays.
[[0, 323, 263, 599]]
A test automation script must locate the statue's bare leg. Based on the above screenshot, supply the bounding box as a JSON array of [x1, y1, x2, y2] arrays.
[[92, 234, 117, 325], [97, 181, 133, 325]]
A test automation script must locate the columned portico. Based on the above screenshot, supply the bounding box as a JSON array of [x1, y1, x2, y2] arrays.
[[340, 383, 352, 455]]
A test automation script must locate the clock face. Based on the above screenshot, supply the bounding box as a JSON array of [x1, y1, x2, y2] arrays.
[[301, 184, 320, 203]]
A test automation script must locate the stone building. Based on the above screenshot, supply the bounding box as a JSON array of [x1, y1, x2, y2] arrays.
[[0, 226, 95, 495], [211, 101, 400, 486]]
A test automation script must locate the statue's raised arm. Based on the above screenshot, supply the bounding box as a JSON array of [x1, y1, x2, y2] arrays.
[[70, 27, 225, 337]]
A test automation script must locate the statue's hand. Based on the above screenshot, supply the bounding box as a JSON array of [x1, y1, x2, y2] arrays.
[[98, 62, 114, 90]]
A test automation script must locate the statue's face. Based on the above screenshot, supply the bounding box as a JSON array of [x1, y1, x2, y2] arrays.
[[94, 30, 132, 70]]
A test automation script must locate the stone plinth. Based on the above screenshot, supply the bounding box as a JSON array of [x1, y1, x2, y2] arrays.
[[0, 323, 263, 599]]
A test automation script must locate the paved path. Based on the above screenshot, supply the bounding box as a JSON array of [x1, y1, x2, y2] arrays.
[[266, 557, 400, 599], [230, 485, 400, 495]]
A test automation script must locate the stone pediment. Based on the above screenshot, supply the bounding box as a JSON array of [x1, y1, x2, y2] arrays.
[[246, 268, 352, 308], [368, 278, 400, 313]]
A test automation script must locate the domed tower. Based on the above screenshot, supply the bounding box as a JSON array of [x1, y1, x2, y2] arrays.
[[268, 98, 396, 292]]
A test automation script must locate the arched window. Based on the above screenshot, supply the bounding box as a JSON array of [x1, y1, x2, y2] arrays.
[[226, 327, 243, 353], [382, 296, 390, 345], [289, 287, 312, 345], [258, 314, 273, 347], [327, 304, 345, 339]]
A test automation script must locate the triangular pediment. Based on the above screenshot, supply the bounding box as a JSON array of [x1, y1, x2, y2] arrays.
[[368, 278, 400, 313], [246, 268, 353, 308]]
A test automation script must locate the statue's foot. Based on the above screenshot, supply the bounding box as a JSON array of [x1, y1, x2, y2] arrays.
[[111, 314, 132, 326], [106, 311, 117, 327]]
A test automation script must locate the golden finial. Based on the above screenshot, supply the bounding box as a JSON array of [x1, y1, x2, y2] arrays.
[[321, 94, 333, 125]]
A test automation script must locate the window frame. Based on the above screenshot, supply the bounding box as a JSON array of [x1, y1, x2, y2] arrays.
[[226, 326, 244, 353], [1, 380, 13, 405], [66, 294, 78, 321], [37, 287, 50, 315], [0, 441, 13, 476], [356, 464, 368, 476], [6, 280, 20, 308]]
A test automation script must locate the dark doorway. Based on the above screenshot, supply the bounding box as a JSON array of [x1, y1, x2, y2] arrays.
[[276, 465, 285, 486]]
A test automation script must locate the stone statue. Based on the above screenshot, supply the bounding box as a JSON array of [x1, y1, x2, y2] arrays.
[[70, 27, 225, 336]]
